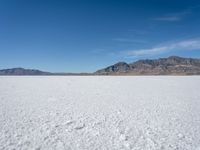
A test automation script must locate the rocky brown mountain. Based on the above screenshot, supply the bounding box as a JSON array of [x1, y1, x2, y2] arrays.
[[95, 56, 200, 75]]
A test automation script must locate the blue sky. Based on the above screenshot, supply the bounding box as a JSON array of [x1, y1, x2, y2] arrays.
[[1, 0, 200, 72]]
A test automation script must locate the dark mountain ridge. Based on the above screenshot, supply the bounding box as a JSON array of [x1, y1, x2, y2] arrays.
[[95, 56, 200, 75]]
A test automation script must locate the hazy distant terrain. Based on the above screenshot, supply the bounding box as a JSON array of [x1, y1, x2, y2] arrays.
[[0, 68, 91, 76], [0, 68, 51, 75], [0, 76, 200, 150]]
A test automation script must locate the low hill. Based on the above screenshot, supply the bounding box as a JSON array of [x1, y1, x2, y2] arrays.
[[0, 68, 51, 75]]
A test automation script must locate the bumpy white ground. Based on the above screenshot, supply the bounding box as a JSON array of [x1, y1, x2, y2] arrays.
[[0, 76, 200, 150]]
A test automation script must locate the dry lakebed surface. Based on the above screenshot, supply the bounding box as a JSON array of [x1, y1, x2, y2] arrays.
[[0, 76, 200, 150]]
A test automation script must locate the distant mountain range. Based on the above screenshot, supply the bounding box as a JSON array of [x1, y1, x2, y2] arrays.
[[1, 56, 200, 75], [0, 68, 91, 76], [0, 68, 52, 75], [95, 56, 200, 75]]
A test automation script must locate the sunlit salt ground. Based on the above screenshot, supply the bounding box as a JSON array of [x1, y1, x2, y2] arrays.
[[0, 76, 200, 150]]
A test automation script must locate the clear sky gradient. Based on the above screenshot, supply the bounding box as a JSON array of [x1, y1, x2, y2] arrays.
[[1, 0, 200, 72]]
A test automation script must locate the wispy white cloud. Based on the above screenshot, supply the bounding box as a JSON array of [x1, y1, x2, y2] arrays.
[[123, 39, 200, 57], [153, 10, 191, 22], [91, 48, 107, 54], [127, 29, 149, 35], [154, 16, 181, 21], [113, 38, 147, 44]]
